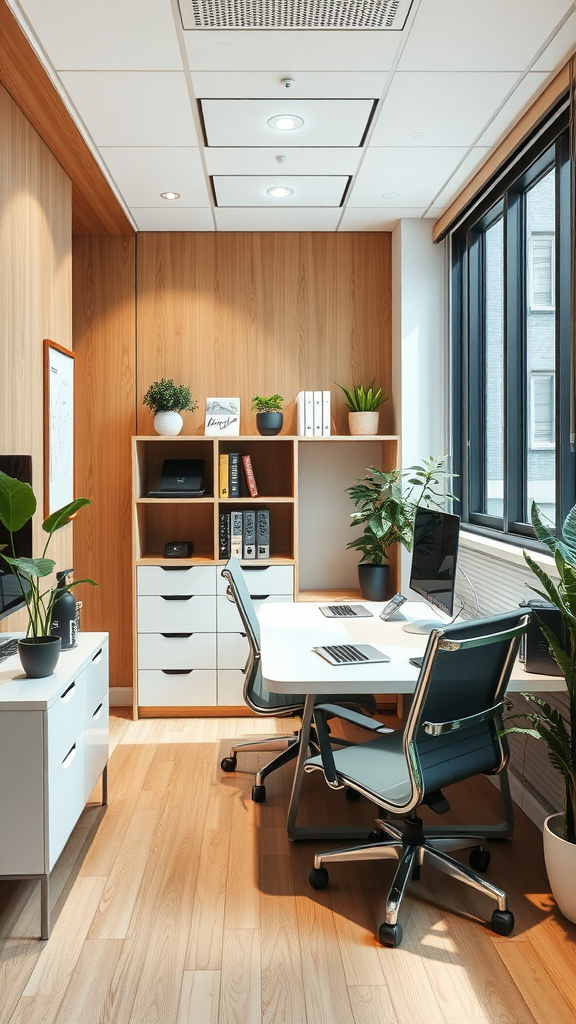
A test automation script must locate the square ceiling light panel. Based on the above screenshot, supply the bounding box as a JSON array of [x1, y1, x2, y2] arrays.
[[213, 175, 349, 206], [200, 99, 375, 147], [179, 0, 414, 30]]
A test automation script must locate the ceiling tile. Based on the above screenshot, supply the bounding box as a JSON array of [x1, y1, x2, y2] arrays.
[[99, 147, 210, 207], [533, 11, 576, 70], [398, 0, 574, 71], [429, 147, 492, 210], [339, 208, 427, 230], [204, 148, 362, 175], [214, 208, 341, 230], [185, 30, 401, 72], [477, 73, 554, 147], [131, 208, 215, 231], [349, 147, 468, 208], [18, 0, 183, 70], [201, 98, 374, 147], [178, 0, 414, 31], [213, 175, 348, 206], [59, 72, 198, 147], [191, 70, 387, 98]]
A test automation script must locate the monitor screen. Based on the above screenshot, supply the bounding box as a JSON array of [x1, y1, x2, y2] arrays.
[[409, 506, 460, 617], [0, 456, 32, 623]]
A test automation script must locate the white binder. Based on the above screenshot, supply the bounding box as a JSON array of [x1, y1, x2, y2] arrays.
[[296, 391, 314, 436], [313, 391, 323, 436], [322, 391, 331, 436]]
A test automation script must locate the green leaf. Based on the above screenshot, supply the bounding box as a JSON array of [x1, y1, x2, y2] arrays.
[[2, 555, 55, 579], [42, 497, 91, 534], [0, 471, 36, 533]]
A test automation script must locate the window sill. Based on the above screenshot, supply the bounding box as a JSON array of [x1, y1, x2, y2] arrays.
[[460, 527, 556, 573]]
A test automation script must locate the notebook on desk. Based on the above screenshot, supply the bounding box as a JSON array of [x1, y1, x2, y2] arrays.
[[313, 644, 390, 666]]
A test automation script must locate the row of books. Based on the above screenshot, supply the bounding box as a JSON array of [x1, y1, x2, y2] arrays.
[[296, 391, 331, 436], [219, 453, 258, 498], [219, 509, 270, 560]]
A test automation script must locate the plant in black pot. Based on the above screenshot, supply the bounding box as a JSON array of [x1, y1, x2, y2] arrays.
[[252, 394, 284, 436], [0, 471, 96, 678], [346, 456, 454, 602]]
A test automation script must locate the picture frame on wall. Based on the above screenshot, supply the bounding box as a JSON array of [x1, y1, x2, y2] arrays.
[[44, 339, 75, 518]]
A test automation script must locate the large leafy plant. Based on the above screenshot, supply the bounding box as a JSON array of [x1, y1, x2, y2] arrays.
[[503, 502, 576, 843], [346, 456, 454, 565], [142, 378, 198, 415], [0, 471, 96, 638]]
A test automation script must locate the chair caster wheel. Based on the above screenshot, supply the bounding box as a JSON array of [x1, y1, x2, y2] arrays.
[[251, 785, 266, 802], [221, 756, 237, 773], [378, 922, 403, 948], [490, 910, 514, 936], [309, 867, 329, 889], [345, 787, 361, 802], [367, 830, 381, 843], [469, 847, 491, 872]]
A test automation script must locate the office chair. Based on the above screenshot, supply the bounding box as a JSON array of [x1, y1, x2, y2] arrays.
[[304, 609, 528, 947], [219, 558, 376, 802]]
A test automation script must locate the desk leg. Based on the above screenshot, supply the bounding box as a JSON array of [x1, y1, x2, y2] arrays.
[[40, 874, 50, 940], [102, 763, 108, 806]]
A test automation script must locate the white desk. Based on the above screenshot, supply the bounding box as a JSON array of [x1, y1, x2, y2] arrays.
[[259, 601, 563, 842]]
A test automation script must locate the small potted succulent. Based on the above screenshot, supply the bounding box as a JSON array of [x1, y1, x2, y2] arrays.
[[143, 379, 198, 436], [336, 379, 388, 436], [252, 394, 284, 436]]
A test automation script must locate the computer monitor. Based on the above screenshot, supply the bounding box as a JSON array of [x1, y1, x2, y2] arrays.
[[403, 506, 461, 635], [0, 455, 32, 623]]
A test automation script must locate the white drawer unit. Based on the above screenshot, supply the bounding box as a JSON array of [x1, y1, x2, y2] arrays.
[[217, 669, 246, 706], [138, 632, 217, 670], [217, 631, 250, 670], [138, 669, 217, 707], [137, 565, 217, 596], [0, 633, 109, 939], [217, 594, 292, 632], [138, 595, 216, 633], [217, 564, 294, 596]]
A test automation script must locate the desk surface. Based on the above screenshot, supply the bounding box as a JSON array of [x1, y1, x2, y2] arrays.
[[259, 601, 563, 694]]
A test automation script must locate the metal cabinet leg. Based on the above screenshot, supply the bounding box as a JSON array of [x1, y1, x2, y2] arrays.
[[102, 763, 108, 806], [40, 874, 50, 940]]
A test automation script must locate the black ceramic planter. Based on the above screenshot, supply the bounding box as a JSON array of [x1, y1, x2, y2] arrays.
[[358, 564, 390, 602], [256, 412, 283, 436], [18, 636, 61, 678]]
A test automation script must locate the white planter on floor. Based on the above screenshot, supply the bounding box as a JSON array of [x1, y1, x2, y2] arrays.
[[154, 411, 183, 436], [543, 813, 576, 923]]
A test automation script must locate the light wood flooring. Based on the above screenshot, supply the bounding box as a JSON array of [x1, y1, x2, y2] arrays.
[[1, 711, 575, 1024]]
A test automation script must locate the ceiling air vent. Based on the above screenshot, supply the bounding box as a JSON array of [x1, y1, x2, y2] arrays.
[[178, 0, 414, 30]]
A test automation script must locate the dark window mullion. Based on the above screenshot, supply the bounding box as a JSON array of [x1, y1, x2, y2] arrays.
[[504, 191, 524, 530], [468, 230, 484, 515], [555, 134, 574, 528]]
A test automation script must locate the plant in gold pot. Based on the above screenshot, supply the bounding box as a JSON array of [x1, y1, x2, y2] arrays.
[[336, 379, 388, 436]]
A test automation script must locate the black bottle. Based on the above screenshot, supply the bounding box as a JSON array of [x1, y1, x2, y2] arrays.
[[51, 569, 77, 649]]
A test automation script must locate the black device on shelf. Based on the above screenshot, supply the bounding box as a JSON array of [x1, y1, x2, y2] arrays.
[[148, 459, 206, 497], [0, 455, 32, 622], [164, 541, 194, 558]]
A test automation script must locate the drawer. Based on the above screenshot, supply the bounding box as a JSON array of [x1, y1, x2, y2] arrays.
[[217, 594, 292, 632], [48, 730, 86, 870], [85, 692, 109, 803], [85, 640, 109, 724], [138, 595, 216, 633], [217, 564, 294, 596], [217, 632, 250, 670], [217, 669, 246, 706], [138, 632, 216, 670], [138, 565, 217, 596], [138, 670, 217, 707], [47, 669, 88, 779]]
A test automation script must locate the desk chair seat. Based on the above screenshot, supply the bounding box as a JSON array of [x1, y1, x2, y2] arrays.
[[220, 558, 376, 802], [304, 610, 528, 947]]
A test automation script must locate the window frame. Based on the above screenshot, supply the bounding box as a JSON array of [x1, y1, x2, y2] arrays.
[[529, 370, 555, 449]]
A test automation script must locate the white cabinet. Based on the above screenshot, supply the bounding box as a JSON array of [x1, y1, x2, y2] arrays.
[[0, 633, 109, 938]]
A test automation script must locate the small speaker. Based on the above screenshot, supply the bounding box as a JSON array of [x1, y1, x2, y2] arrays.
[[520, 599, 564, 676], [164, 541, 194, 558]]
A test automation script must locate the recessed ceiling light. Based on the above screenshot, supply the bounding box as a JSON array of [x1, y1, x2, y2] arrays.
[[267, 114, 304, 131], [267, 186, 294, 198], [408, 132, 427, 140], [381, 191, 400, 199], [160, 191, 180, 200]]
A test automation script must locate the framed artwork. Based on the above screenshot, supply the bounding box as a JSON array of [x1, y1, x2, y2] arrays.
[[205, 397, 240, 436], [44, 339, 75, 518]]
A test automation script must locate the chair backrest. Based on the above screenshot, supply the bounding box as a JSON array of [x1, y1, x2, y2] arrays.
[[403, 609, 529, 807]]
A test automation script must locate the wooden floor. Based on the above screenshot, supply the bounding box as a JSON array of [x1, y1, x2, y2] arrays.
[[1, 711, 575, 1024]]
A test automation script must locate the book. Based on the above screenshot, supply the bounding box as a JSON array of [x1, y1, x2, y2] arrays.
[[322, 391, 331, 436], [296, 391, 314, 436], [243, 510, 256, 559], [313, 391, 323, 436], [229, 452, 240, 498], [256, 509, 270, 559], [219, 454, 229, 498], [230, 510, 243, 558], [242, 455, 258, 497], [218, 512, 230, 559]]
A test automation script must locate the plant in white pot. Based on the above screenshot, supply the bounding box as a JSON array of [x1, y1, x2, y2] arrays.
[[335, 380, 388, 436], [143, 378, 198, 436], [502, 502, 576, 922]]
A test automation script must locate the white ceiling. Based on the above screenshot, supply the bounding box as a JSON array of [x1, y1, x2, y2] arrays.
[[12, 0, 576, 232]]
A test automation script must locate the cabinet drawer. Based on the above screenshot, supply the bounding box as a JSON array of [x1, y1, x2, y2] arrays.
[[217, 632, 250, 670], [217, 564, 294, 596], [217, 669, 246, 706], [138, 632, 216, 670], [48, 730, 86, 870], [138, 565, 217, 596], [217, 594, 292, 632], [138, 670, 217, 707], [85, 641, 109, 725], [47, 669, 88, 779], [138, 595, 216, 633], [85, 693, 109, 803]]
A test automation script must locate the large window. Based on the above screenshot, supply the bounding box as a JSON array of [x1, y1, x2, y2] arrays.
[[452, 111, 574, 542]]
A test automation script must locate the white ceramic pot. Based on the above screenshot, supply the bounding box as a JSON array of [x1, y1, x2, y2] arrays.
[[543, 812, 576, 923], [348, 411, 380, 436], [154, 411, 183, 436]]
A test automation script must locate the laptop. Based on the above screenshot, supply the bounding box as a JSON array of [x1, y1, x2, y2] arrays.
[[313, 644, 390, 666], [148, 459, 206, 497], [320, 604, 373, 618]]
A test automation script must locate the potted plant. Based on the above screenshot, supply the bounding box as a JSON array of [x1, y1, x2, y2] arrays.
[[142, 378, 198, 436], [335, 379, 388, 436], [502, 502, 576, 922], [251, 394, 284, 436], [347, 456, 454, 601], [0, 471, 96, 678]]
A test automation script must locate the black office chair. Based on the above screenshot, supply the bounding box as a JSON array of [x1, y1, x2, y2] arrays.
[[220, 558, 377, 802], [304, 609, 529, 947]]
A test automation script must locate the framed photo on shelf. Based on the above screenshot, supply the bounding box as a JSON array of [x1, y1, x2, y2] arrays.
[[43, 339, 75, 518], [205, 397, 240, 436]]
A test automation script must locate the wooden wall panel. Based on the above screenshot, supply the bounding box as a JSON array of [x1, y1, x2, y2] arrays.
[[136, 233, 392, 437], [0, 82, 73, 633], [73, 237, 136, 688]]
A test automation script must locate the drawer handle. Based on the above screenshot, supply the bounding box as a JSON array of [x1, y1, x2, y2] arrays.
[[161, 633, 193, 639], [61, 682, 76, 702], [62, 743, 77, 769], [162, 669, 193, 675], [252, 595, 271, 601], [160, 567, 191, 572], [91, 702, 104, 720], [161, 595, 192, 602], [92, 649, 103, 664]]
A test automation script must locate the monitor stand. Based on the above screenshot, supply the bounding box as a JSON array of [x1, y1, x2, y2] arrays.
[[402, 618, 445, 636]]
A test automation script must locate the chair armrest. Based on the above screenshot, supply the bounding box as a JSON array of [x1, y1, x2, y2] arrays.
[[314, 704, 395, 735], [313, 708, 340, 787], [423, 700, 505, 737]]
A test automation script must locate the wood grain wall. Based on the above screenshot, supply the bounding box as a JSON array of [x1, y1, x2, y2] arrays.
[[0, 82, 73, 632]]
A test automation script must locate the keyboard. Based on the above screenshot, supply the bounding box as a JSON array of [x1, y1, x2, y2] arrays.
[[320, 604, 373, 618], [0, 638, 19, 664], [313, 643, 391, 666]]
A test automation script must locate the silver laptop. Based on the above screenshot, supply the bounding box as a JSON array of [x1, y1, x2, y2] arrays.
[[313, 644, 390, 666], [320, 604, 373, 618]]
